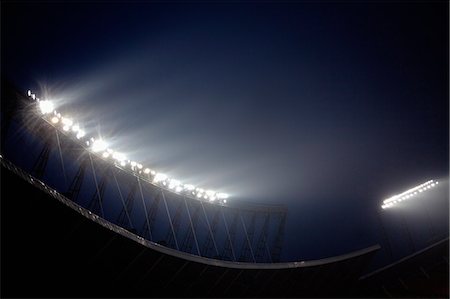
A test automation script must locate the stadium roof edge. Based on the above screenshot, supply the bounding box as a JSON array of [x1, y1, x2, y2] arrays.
[[1, 155, 381, 270]]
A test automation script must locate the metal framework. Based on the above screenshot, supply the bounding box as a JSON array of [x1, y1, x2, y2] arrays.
[[1, 92, 289, 264]]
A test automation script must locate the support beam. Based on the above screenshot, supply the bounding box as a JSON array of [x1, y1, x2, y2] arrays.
[[239, 212, 256, 262], [201, 207, 220, 257], [181, 200, 202, 255], [65, 156, 88, 202], [31, 139, 51, 180], [141, 189, 162, 240], [116, 179, 138, 228], [271, 211, 287, 262], [221, 211, 239, 261], [165, 200, 184, 249], [254, 212, 271, 263]]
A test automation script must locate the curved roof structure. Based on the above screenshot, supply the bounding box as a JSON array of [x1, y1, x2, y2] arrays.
[[1, 81, 380, 297], [1, 154, 380, 297]]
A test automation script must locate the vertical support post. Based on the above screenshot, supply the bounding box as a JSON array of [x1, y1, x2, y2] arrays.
[[137, 176, 152, 240], [221, 210, 239, 261], [65, 156, 88, 202], [141, 189, 162, 240], [255, 212, 271, 263], [181, 199, 201, 256], [239, 212, 256, 262], [88, 153, 105, 218], [113, 171, 134, 230], [201, 207, 221, 257], [200, 202, 220, 257], [161, 191, 179, 250], [32, 139, 51, 180], [271, 210, 287, 262], [165, 199, 184, 249], [54, 128, 68, 189]]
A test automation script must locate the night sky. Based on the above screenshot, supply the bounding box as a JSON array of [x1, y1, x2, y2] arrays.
[[2, 2, 449, 262]]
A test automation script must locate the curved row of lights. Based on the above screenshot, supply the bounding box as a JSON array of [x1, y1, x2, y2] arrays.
[[381, 179, 438, 209], [27, 89, 229, 204]]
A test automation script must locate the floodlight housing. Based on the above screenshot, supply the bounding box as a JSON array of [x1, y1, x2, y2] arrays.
[[28, 88, 231, 204], [381, 179, 439, 209]]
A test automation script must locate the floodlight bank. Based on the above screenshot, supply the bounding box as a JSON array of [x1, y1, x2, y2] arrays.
[[381, 179, 439, 209], [26, 89, 229, 204]]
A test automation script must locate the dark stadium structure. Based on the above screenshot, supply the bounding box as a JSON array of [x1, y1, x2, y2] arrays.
[[1, 80, 448, 297]]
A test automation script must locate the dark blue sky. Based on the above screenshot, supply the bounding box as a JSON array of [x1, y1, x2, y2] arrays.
[[3, 2, 448, 261]]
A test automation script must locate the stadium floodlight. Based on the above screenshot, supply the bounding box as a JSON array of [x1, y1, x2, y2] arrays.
[[39, 100, 54, 114], [153, 173, 167, 183], [169, 179, 180, 190], [381, 179, 439, 209], [184, 184, 195, 191], [76, 130, 86, 139], [112, 152, 126, 162], [217, 193, 229, 199], [61, 117, 73, 127], [91, 139, 107, 152], [28, 89, 230, 203]]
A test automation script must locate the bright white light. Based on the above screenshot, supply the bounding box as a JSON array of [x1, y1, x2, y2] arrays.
[[382, 179, 440, 209], [144, 168, 151, 174], [51, 117, 59, 124], [63, 125, 70, 131], [112, 152, 126, 161], [120, 160, 126, 166], [91, 139, 107, 152], [217, 193, 229, 199], [137, 164, 143, 169], [27, 90, 31, 97], [102, 152, 110, 158], [175, 186, 183, 192], [153, 173, 167, 183], [184, 184, 195, 191], [61, 117, 73, 126], [76, 130, 86, 139], [39, 100, 54, 114], [31, 94, 36, 100], [72, 124, 80, 132], [223, 199, 227, 204], [169, 179, 180, 189], [131, 161, 137, 167]]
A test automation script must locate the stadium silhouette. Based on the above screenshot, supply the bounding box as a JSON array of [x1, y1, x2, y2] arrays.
[[1, 80, 448, 297]]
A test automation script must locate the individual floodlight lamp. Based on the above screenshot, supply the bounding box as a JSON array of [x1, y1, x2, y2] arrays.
[[91, 139, 107, 152], [39, 100, 54, 114], [76, 130, 86, 139], [153, 173, 167, 183], [217, 193, 229, 199]]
